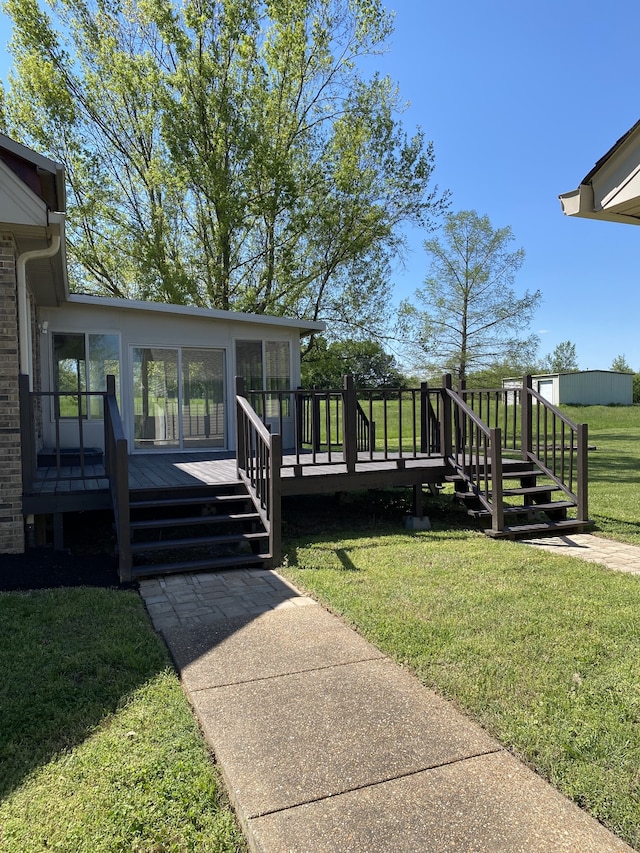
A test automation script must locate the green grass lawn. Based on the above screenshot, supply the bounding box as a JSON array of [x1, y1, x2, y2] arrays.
[[3, 402, 636, 850], [279, 400, 640, 850], [0, 587, 246, 853], [562, 405, 640, 545]]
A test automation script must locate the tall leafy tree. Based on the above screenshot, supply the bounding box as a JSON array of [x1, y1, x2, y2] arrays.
[[301, 337, 406, 388], [611, 354, 632, 373], [545, 340, 579, 373], [1, 0, 448, 335], [401, 210, 540, 384]]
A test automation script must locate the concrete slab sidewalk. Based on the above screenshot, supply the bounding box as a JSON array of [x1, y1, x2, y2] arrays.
[[138, 539, 638, 853]]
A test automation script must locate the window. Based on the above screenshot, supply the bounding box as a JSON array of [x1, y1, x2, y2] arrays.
[[52, 332, 120, 418], [236, 340, 291, 416]]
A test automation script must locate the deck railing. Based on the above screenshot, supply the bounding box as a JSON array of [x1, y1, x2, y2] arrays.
[[236, 377, 282, 566], [247, 377, 442, 471], [443, 376, 504, 533], [18, 374, 133, 579], [18, 378, 109, 487], [521, 376, 588, 519], [104, 375, 131, 581], [460, 386, 522, 451], [455, 375, 588, 521]]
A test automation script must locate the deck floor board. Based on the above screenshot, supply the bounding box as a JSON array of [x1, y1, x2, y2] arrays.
[[27, 450, 448, 504]]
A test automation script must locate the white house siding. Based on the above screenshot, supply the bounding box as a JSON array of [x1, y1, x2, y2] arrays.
[[38, 297, 319, 453]]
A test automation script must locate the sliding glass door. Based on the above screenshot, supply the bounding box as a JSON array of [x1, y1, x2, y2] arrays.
[[132, 347, 225, 450], [182, 348, 225, 449]]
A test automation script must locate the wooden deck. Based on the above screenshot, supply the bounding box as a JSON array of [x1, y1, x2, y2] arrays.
[[24, 449, 449, 513]]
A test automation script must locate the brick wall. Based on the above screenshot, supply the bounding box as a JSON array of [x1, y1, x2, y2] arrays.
[[0, 233, 24, 552]]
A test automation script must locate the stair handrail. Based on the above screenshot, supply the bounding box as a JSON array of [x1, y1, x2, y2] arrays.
[[104, 375, 131, 582], [521, 376, 588, 520], [235, 377, 282, 566], [443, 376, 504, 533]]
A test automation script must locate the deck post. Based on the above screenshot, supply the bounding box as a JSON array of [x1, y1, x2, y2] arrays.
[[490, 427, 504, 534], [105, 375, 116, 477], [19, 373, 36, 493], [312, 387, 321, 451], [295, 387, 304, 453], [521, 375, 533, 461], [342, 375, 357, 473], [420, 382, 429, 453], [235, 376, 246, 477], [412, 484, 423, 518], [269, 431, 282, 566], [577, 422, 588, 522], [104, 374, 131, 583], [441, 374, 453, 460]]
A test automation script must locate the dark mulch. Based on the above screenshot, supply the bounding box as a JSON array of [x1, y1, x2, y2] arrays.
[[0, 511, 134, 592]]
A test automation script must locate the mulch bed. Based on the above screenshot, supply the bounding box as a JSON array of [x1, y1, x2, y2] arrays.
[[0, 511, 133, 592]]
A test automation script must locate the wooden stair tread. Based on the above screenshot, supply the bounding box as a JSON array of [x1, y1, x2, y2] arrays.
[[446, 468, 541, 484], [131, 531, 268, 553], [484, 519, 592, 539], [130, 493, 248, 510], [468, 500, 576, 518], [455, 485, 561, 502], [502, 485, 561, 496], [130, 512, 260, 531], [132, 553, 269, 578]]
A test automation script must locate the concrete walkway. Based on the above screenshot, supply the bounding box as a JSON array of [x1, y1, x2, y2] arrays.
[[138, 534, 639, 853], [520, 532, 640, 575]]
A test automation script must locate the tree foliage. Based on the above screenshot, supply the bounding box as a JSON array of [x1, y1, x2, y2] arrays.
[[611, 354, 633, 373], [545, 340, 579, 374], [464, 357, 541, 390], [1, 0, 448, 335], [301, 337, 406, 388], [400, 210, 540, 384]]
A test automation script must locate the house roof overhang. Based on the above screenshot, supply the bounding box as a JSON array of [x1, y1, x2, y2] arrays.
[[0, 134, 68, 305], [66, 294, 326, 335], [559, 119, 640, 225]]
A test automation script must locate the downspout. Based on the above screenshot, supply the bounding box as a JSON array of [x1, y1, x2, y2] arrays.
[[16, 211, 65, 391]]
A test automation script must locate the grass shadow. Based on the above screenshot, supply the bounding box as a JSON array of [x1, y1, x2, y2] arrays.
[[0, 587, 169, 801], [282, 487, 477, 571]]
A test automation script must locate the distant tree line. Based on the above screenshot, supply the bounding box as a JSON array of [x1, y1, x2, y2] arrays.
[[305, 337, 640, 405]]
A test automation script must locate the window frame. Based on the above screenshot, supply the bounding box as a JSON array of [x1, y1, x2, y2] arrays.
[[234, 338, 293, 418], [50, 330, 122, 421]]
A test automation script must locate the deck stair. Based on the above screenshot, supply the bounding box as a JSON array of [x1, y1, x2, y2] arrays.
[[447, 459, 592, 539], [124, 482, 269, 579]]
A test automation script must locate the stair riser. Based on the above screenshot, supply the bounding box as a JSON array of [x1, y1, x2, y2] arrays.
[[126, 484, 270, 577]]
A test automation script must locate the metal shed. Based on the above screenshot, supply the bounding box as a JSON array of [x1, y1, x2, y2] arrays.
[[502, 371, 633, 406]]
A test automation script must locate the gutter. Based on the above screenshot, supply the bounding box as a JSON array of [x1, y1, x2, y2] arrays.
[[17, 211, 65, 390], [559, 183, 595, 217]]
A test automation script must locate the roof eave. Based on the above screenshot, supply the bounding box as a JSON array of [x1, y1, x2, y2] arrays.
[[558, 183, 640, 225]]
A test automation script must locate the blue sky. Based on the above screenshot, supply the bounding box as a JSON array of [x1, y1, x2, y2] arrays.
[[1, 0, 639, 371]]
